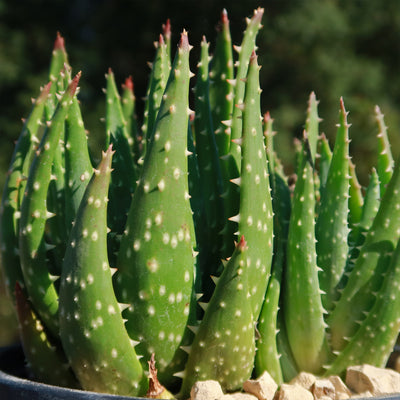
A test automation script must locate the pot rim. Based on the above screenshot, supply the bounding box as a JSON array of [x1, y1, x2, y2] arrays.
[[1, 344, 400, 400], [0, 344, 156, 400]]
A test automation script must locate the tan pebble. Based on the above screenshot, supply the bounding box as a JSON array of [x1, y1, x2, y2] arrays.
[[311, 379, 335, 400], [190, 380, 224, 400], [346, 364, 400, 396], [243, 370, 278, 400], [289, 371, 317, 391], [327, 375, 352, 399], [273, 383, 313, 400]]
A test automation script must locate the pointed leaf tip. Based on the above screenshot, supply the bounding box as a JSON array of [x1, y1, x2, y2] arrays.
[[221, 8, 229, 24], [41, 81, 53, 97], [122, 76, 134, 92], [159, 33, 165, 45], [264, 111, 272, 123], [162, 19, 171, 38], [69, 72, 81, 97], [250, 50, 258, 64], [340, 96, 346, 113], [180, 30, 190, 50], [254, 7, 265, 21], [54, 32, 65, 50], [106, 143, 114, 155]]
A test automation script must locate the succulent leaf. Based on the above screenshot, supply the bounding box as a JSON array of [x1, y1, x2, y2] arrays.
[[162, 19, 172, 64], [180, 236, 255, 396], [0, 82, 51, 303], [15, 282, 78, 388], [105, 69, 137, 236], [193, 37, 225, 303], [141, 34, 170, 155], [343, 168, 381, 289], [255, 139, 291, 384], [317, 133, 332, 194], [59, 146, 147, 396], [64, 93, 93, 234], [327, 234, 400, 376], [219, 153, 240, 259], [255, 251, 284, 384], [19, 73, 80, 337], [229, 7, 264, 168], [114, 32, 195, 386], [209, 9, 234, 156], [305, 91, 321, 164], [356, 168, 381, 237], [284, 134, 330, 373], [375, 105, 394, 198], [121, 76, 141, 166], [348, 160, 363, 228], [236, 51, 273, 320], [46, 32, 69, 119], [329, 153, 400, 351], [316, 98, 350, 312], [44, 37, 70, 276]]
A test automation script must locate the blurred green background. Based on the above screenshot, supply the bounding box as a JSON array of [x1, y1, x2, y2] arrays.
[[1, 0, 400, 345]]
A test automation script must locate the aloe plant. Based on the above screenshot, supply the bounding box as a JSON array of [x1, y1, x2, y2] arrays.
[[2, 8, 400, 400]]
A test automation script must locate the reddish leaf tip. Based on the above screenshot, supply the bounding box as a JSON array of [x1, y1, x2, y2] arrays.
[[340, 96, 346, 114], [54, 32, 65, 51], [43, 81, 53, 95], [69, 71, 81, 97], [221, 8, 229, 24], [179, 30, 190, 50], [123, 76, 134, 92], [162, 19, 171, 39]]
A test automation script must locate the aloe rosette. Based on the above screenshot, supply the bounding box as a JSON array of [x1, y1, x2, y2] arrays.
[[2, 8, 400, 400]]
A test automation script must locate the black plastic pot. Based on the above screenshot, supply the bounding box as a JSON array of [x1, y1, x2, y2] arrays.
[[0, 344, 154, 400], [1, 344, 400, 400]]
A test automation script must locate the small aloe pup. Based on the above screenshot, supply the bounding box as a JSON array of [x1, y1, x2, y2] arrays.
[[59, 145, 148, 397]]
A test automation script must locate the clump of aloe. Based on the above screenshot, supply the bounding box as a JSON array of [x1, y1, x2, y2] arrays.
[[1, 8, 400, 400]]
